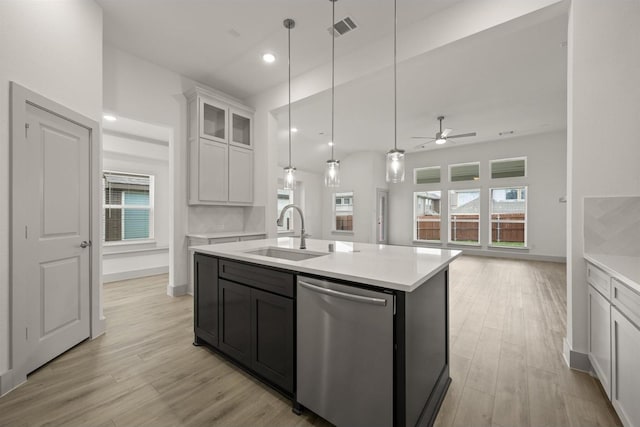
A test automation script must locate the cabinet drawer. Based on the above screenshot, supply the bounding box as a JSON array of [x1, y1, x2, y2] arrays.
[[612, 278, 640, 328], [587, 263, 610, 300], [219, 259, 294, 298]]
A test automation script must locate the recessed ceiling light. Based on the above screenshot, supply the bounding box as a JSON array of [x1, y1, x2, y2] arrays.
[[291, 127, 298, 133], [103, 114, 117, 122], [328, 141, 334, 146], [262, 53, 276, 63]]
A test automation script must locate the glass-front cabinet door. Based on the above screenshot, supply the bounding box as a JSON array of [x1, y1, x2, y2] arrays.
[[199, 96, 227, 143], [230, 108, 253, 149]]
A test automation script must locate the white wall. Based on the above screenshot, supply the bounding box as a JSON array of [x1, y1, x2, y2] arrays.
[[102, 132, 170, 282], [0, 0, 103, 380], [103, 44, 192, 295], [565, 0, 640, 366], [388, 131, 567, 260], [321, 151, 388, 243]]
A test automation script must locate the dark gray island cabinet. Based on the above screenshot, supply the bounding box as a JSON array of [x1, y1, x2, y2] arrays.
[[192, 239, 460, 427]]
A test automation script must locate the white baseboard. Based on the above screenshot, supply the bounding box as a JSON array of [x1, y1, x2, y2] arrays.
[[563, 337, 591, 372], [103, 266, 169, 283], [167, 282, 189, 297], [0, 369, 17, 397], [459, 249, 566, 263]]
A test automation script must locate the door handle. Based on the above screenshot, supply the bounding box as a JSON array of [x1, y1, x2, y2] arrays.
[[298, 280, 387, 306], [80, 240, 92, 248]]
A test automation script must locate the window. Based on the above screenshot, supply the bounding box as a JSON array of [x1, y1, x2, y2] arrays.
[[450, 162, 480, 182], [414, 191, 441, 242], [414, 166, 441, 184], [103, 172, 154, 242], [491, 158, 526, 179], [334, 191, 354, 231], [449, 189, 480, 245], [490, 187, 527, 247], [277, 188, 294, 232]]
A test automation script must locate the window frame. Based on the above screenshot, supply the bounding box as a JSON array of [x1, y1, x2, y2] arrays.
[[413, 191, 442, 243], [103, 170, 155, 244], [449, 162, 480, 183], [332, 191, 354, 233], [490, 157, 527, 180], [414, 166, 441, 185], [448, 188, 481, 246], [276, 187, 295, 233], [488, 186, 528, 249]]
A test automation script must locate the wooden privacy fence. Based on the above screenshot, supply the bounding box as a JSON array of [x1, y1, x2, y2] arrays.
[[416, 213, 525, 243], [336, 215, 353, 231], [491, 213, 525, 243], [450, 215, 479, 242], [416, 215, 440, 240]]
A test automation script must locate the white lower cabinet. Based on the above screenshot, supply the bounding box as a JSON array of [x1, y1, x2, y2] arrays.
[[611, 307, 640, 427], [588, 285, 611, 398]]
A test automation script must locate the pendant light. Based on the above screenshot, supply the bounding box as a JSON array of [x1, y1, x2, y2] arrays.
[[385, 0, 405, 183], [325, 0, 340, 187], [283, 18, 297, 190]]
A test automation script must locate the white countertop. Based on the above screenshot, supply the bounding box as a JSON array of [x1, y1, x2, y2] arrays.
[[190, 237, 461, 292], [187, 231, 266, 239], [584, 253, 640, 293]]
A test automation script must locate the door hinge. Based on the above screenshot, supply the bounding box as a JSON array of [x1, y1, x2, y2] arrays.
[[25, 123, 29, 138], [25, 327, 28, 340], [25, 225, 28, 239]]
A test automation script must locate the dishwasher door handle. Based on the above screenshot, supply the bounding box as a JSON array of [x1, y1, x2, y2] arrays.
[[298, 280, 387, 306]]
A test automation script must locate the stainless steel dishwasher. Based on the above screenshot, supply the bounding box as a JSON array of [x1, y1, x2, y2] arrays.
[[296, 276, 394, 427]]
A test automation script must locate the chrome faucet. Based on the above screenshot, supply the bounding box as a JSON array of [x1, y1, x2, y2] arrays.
[[277, 204, 307, 249]]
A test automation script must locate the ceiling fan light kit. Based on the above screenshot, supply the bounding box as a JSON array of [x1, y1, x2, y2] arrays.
[[283, 18, 296, 190], [325, 0, 341, 187], [385, 0, 405, 183]]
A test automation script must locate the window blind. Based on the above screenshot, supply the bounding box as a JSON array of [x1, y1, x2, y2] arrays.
[[103, 172, 153, 242]]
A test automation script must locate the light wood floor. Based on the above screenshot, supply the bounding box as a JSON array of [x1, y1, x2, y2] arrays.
[[0, 256, 621, 427]]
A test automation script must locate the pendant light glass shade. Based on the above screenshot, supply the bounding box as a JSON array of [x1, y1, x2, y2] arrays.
[[284, 166, 296, 190], [386, 148, 405, 183], [325, 0, 341, 187], [325, 160, 340, 187], [283, 18, 297, 192], [385, 0, 405, 183]]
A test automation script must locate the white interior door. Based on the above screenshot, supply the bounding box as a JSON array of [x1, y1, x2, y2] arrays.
[[14, 103, 91, 375], [376, 189, 389, 244]]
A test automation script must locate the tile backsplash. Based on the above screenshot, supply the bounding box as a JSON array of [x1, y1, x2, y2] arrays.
[[584, 196, 640, 257], [188, 205, 265, 234]]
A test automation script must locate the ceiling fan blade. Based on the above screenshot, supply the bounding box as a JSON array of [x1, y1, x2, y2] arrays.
[[441, 128, 453, 138], [411, 136, 436, 139], [448, 132, 477, 139]]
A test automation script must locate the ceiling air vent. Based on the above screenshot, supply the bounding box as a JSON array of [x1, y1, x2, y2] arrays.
[[328, 16, 358, 37]]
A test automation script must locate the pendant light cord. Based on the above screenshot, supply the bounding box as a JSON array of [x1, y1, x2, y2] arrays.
[[288, 22, 292, 168], [393, 0, 397, 151], [331, 0, 336, 161]]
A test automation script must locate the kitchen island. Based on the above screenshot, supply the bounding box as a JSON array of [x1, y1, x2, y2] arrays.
[[190, 237, 461, 427]]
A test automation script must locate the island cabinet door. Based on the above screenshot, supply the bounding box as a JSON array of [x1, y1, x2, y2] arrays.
[[250, 288, 294, 393], [219, 279, 252, 366], [194, 254, 219, 347]]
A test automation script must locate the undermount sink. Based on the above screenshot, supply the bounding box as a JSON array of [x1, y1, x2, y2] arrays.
[[244, 247, 327, 261]]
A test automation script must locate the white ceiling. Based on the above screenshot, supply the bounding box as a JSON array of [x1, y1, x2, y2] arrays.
[[274, 12, 568, 172], [98, 0, 568, 174], [98, 0, 462, 100]]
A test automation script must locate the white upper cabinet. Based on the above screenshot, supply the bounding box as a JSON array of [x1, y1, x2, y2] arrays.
[[199, 96, 228, 143], [186, 87, 254, 205], [230, 108, 253, 149]]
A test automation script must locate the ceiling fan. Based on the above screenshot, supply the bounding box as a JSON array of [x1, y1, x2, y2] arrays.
[[411, 116, 477, 148]]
